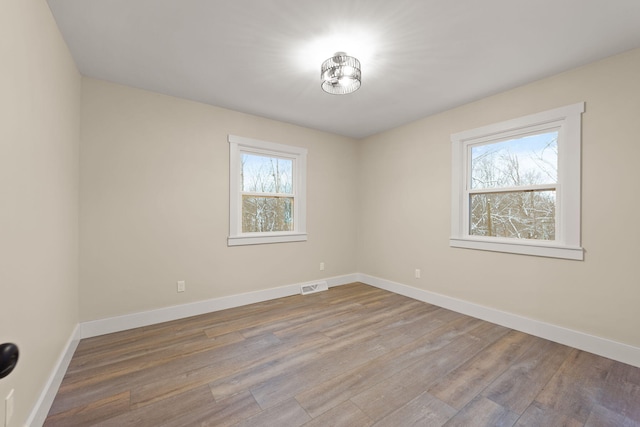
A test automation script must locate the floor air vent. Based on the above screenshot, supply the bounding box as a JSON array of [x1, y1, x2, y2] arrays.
[[300, 281, 328, 295]]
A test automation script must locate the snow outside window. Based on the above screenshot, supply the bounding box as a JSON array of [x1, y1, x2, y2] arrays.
[[450, 103, 584, 260], [228, 135, 307, 246]]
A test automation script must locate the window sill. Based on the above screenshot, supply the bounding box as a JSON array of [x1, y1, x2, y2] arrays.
[[228, 232, 308, 246], [449, 237, 583, 260]]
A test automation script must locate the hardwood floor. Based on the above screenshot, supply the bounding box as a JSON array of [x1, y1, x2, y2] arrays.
[[45, 283, 640, 426]]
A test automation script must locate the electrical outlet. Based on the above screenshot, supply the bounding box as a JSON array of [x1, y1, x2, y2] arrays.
[[5, 389, 14, 427], [415, 269, 421, 279], [319, 262, 325, 271], [177, 280, 186, 293]]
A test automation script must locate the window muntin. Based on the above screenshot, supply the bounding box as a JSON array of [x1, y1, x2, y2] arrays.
[[450, 103, 584, 260], [228, 135, 307, 246]]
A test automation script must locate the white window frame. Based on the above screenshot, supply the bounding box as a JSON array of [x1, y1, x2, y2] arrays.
[[228, 135, 307, 246], [450, 102, 584, 260]]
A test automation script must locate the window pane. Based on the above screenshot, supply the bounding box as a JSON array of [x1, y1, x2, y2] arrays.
[[470, 190, 555, 240], [471, 131, 558, 189], [242, 153, 293, 194], [242, 196, 293, 232]]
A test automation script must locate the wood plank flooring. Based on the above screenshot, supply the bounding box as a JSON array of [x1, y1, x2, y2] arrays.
[[45, 283, 640, 426]]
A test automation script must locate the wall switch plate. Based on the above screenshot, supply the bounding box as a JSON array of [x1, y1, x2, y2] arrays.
[[5, 389, 14, 427], [415, 269, 421, 279], [177, 281, 186, 292], [319, 262, 325, 271]]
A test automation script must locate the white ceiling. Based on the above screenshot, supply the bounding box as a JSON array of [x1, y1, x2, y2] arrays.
[[47, 0, 640, 139]]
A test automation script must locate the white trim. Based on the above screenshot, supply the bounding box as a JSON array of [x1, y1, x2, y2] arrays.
[[228, 232, 307, 246], [449, 238, 584, 260], [26, 324, 81, 427], [228, 134, 307, 246], [357, 273, 640, 368], [228, 134, 307, 155], [80, 274, 357, 338], [450, 102, 585, 260], [451, 103, 585, 142]]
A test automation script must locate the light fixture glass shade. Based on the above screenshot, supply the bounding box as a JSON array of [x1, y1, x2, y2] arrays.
[[321, 52, 361, 95]]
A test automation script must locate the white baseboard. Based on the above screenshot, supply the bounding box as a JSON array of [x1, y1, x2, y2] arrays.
[[80, 274, 358, 339], [79, 272, 640, 366], [357, 273, 640, 368], [30, 272, 640, 427], [26, 324, 81, 427]]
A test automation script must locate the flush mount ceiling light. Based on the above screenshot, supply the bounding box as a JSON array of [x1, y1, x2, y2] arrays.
[[321, 52, 361, 95]]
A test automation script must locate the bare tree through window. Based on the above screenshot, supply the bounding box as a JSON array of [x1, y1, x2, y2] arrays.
[[241, 153, 294, 233], [469, 131, 558, 240]]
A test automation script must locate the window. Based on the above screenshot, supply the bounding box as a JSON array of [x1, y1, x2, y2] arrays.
[[228, 135, 307, 246], [450, 103, 584, 260]]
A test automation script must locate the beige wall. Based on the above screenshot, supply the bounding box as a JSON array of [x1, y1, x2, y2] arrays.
[[0, 0, 81, 425], [357, 48, 640, 348], [80, 78, 358, 321]]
